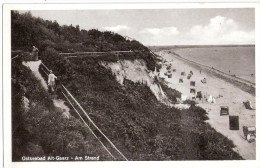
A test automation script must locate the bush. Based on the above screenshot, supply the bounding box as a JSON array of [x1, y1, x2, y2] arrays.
[[160, 81, 181, 102]]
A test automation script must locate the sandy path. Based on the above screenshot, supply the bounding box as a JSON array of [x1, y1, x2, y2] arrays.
[[22, 61, 48, 90], [22, 61, 70, 119], [156, 51, 256, 160]]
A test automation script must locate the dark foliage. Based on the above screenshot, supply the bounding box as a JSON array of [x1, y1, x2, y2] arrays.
[[160, 81, 181, 102], [11, 11, 156, 70]]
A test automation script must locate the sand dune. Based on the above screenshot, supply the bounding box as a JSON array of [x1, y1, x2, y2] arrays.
[[157, 51, 256, 160]]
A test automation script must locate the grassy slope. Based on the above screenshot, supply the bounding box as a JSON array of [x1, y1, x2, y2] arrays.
[[40, 51, 242, 160], [12, 11, 243, 160], [12, 58, 112, 161]]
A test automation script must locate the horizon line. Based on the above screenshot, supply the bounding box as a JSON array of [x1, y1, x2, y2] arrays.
[[148, 44, 255, 47]]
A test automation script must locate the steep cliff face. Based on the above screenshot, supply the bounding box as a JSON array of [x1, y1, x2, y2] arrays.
[[100, 59, 170, 104]]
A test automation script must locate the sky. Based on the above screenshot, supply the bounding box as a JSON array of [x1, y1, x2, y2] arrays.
[[23, 9, 255, 46]]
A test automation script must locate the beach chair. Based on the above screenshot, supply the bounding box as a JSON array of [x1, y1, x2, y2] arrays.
[[229, 116, 239, 130], [190, 81, 195, 86], [243, 100, 253, 110], [187, 74, 192, 79], [168, 74, 172, 78], [179, 78, 183, 83], [220, 106, 229, 116], [243, 126, 256, 143], [181, 72, 186, 76], [190, 88, 196, 94], [201, 78, 207, 84], [196, 91, 202, 100]]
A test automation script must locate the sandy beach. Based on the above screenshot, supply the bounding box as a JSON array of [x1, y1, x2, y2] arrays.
[[156, 51, 256, 160]]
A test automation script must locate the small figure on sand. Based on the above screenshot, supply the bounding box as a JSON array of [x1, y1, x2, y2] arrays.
[[201, 78, 207, 84]]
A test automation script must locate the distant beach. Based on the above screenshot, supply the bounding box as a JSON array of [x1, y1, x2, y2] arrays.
[[172, 46, 255, 83], [156, 50, 256, 159], [164, 49, 255, 96]]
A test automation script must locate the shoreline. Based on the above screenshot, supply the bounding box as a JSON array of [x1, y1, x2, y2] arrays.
[[172, 50, 255, 86], [156, 50, 256, 160], [158, 50, 255, 96]]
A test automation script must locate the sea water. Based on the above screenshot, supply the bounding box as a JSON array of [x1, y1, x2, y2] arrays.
[[173, 46, 255, 83]]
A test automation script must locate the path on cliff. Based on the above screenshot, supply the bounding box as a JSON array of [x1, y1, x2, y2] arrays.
[[22, 60, 70, 118]]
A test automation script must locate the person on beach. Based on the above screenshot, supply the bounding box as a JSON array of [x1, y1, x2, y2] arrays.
[[48, 70, 57, 93]]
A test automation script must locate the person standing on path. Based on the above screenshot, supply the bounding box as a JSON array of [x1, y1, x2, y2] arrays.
[[32, 46, 39, 61], [48, 70, 57, 93]]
